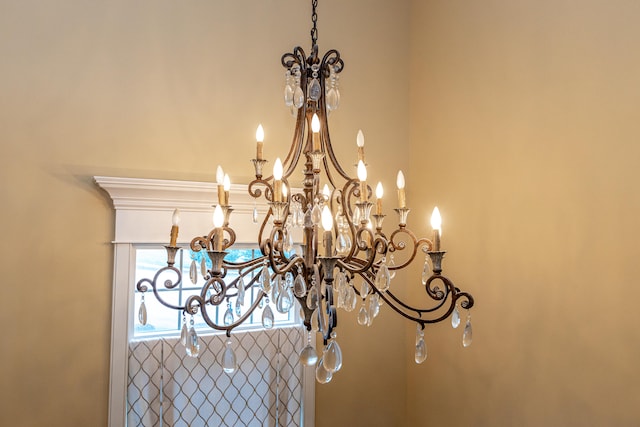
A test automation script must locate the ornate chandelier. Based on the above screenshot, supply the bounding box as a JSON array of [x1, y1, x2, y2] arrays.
[[136, 0, 474, 384]]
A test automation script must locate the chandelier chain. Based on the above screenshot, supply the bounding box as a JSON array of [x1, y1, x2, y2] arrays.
[[311, 0, 319, 47]]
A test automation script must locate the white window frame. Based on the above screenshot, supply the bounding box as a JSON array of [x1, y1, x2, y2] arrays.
[[95, 176, 314, 427]]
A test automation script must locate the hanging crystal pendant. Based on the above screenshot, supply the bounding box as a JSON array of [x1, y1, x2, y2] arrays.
[[352, 205, 361, 224], [259, 264, 271, 293], [311, 204, 322, 224], [235, 299, 242, 317], [237, 276, 245, 305], [360, 281, 370, 299], [222, 338, 238, 374], [415, 338, 427, 364], [252, 205, 259, 224], [315, 357, 333, 384], [299, 337, 318, 367], [451, 305, 461, 329], [369, 294, 380, 319], [186, 317, 199, 357], [189, 259, 198, 284], [326, 87, 339, 111], [421, 257, 431, 284], [308, 78, 321, 101], [346, 286, 357, 312], [375, 261, 391, 292], [293, 274, 307, 298], [272, 275, 282, 301], [293, 85, 304, 109], [306, 286, 318, 310], [284, 84, 294, 107], [138, 295, 147, 325], [276, 284, 293, 314], [223, 303, 234, 326], [262, 303, 275, 329], [311, 308, 319, 332], [357, 303, 369, 326], [388, 254, 396, 279], [180, 314, 188, 346], [283, 228, 294, 253], [200, 256, 207, 277], [322, 332, 343, 373], [416, 323, 424, 344], [462, 313, 473, 347]]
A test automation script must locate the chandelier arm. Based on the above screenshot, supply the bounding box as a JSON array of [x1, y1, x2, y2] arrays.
[[187, 291, 267, 337], [283, 112, 307, 177], [455, 290, 475, 310], [136, 266, 184, 311], [281, 46, 308, 69], [336, 179, 362, 260], [385, 228, 431, 271], [248, 178, 274, 202], [222, 255, 267, 271], [320, 49, 344, 75], [218, 269, 262, 300]]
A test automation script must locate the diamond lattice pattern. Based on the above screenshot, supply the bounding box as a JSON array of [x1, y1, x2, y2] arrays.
[[128, 326, 305, 426]]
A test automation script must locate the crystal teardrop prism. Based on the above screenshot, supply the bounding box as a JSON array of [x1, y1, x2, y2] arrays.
[[311, 204, 322, 224], [357, 304, 369, 326], [262, 304, 275, 329], [138, 299, 147, 325], [189, 260, 198, 284], [369, 294, 380, 319], [451, 306, 461, 329], [223, 307, 234, 326], [260, 266, 271, 293], [276, 285, 293, 314], [308, 78, 321, 101], [235, 299, 242, 317], [463, 316, 473, 347], [237, 277, 245, 305], [322, 339, 343, 373], [186, 327, 200, 358], [222, 339, 238, 374], [421, 259, 431, 284], [306, 286, 318, 310], [180, 321, 188, 346], [315, 357, 333, 384], [388, 255, 397, 279], [346, 287, 357, 312], [326, 87, 340, 111], [252, 206, 259, 224], [311, 308, 319, 332], [284, 84, 294, 107], [415, 338, 427, 364], [299, 345, 318, 367], [375, 263, 391, 292], [200, 257, 207, 277], [293, 275, 307, 298], [293, 86, 304, 108], [360, 281, 370, 299], [283, 229, 294, 253], [416, 323, 424, 344]]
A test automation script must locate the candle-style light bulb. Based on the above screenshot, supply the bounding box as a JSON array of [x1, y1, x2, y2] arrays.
[[172, 208, 181, 226], [356, 130, 365, 161], [273, 158, 283, 202], [282, 183, 288, 198], [356, 130, 364, 148], [321, 205, 334, 257], [216, 166, 225, 186], [357, 160, 368, 202], [213, 205, 224, 228], [311, 114, 321, 151], [216, 166, 225, 205], [375, 182, 383, 199], [396, 170, 406, 208], [321, 205, 333, 232], [430, 206, 442, 251], [169, 208, 180, 246], [323, 184, 331, 199], [375, 182, 383, 215], [273, 158, 283, 180], [256, 124, 265, 160], [223, 174, 231, 205]]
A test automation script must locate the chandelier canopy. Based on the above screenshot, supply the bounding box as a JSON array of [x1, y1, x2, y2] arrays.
[[136, 0, 474, 383]]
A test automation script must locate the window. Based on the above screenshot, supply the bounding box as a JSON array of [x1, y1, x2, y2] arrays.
[[96, 176, 314, 427]]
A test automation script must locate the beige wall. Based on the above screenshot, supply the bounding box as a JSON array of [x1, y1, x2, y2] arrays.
[[0, 0, 410, 426], [407, 0, 640, 425]]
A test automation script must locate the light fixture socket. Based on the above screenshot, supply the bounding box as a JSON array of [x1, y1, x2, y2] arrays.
[[251, 158, 268, 179], [310, 151, 325, 172], [165, 245, 179, 266], [371, 214, 385, 231], [356, 201, 373, 224], [394, 207, 410, 227], [270, 201, 289, 224], [427, 250, 446, 274], [207, 250, 228, 275]]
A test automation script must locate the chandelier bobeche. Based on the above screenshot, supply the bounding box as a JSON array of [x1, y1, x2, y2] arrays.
[[136, 0, 474, 383]]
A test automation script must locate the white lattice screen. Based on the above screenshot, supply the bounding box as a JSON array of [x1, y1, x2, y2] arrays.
[[127, 326, 305, 426]]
